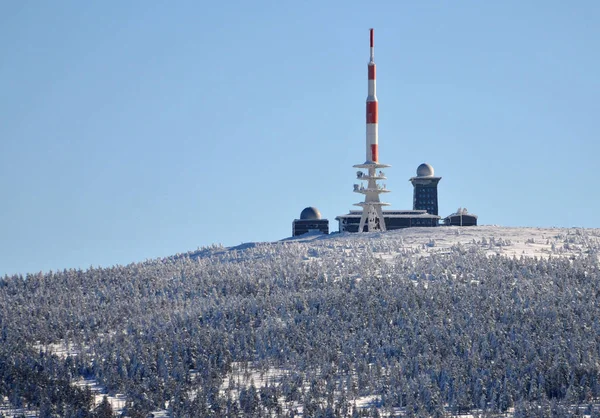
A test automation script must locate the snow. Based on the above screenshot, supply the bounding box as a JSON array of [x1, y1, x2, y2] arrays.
[[3, 225, 600, 417], [73, 379, 127, 414], [285, 225, 600, 260], [31, 341, 170, 417], [0, 400, 37, 418], [209, 225, 600, 416]]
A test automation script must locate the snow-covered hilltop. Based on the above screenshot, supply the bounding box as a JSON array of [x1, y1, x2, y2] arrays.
[[2, 226, 600, 417], [282, 225, 600, 260]]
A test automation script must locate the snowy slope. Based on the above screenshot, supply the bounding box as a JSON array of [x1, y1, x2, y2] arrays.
[[276, 225, 600, 260], [211, 226, 600, 416], [2, 225, 600, 417]]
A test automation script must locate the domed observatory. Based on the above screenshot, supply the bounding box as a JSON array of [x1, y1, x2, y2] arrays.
[[409, 163, 442, 216], [292, 207, 329, 237]]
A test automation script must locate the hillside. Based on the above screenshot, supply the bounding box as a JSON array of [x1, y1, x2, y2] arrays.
[[1, 226, 600, 417]]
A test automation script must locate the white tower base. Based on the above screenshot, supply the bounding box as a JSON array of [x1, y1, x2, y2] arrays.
[[353, 162, 390, 233]]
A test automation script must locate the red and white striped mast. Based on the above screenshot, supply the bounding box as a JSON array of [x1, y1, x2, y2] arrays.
[[353, 28, 390, 232], [367, 28, 379, 163]]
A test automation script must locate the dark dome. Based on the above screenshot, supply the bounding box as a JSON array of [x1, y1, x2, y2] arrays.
[[300, 207, 322, 220], [416, 163, 435, 177]]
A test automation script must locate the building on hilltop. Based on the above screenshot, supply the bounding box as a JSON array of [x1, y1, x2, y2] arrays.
[[337, 163, 441, 232], [336, 30, 444, 233], [444, 208, 478, 226], [409, 163, 442, 216], [291, 29, 477, 236], [336, 209, 439, 233], [292, 207, 329, 237]]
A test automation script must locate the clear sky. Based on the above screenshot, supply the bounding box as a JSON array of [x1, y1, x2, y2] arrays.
[[1, 1, 599, 276]]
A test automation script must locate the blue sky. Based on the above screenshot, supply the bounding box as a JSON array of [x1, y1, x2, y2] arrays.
[[1, 1, 599, 276]]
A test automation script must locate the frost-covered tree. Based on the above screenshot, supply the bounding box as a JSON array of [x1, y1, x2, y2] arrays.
[[1, 230, 600, 415]]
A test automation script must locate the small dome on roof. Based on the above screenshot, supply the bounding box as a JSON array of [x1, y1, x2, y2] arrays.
[[416, 163, 435, 177], [300, 207, 321, 220]]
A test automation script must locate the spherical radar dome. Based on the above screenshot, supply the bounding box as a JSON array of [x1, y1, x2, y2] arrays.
[[416, 163, 435, 177], [300, 207, 322, 220]]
